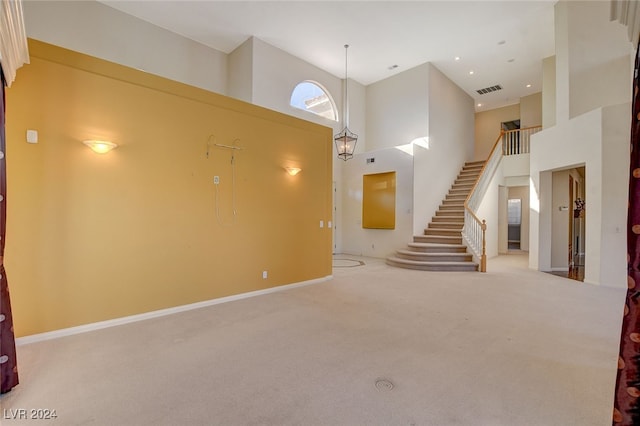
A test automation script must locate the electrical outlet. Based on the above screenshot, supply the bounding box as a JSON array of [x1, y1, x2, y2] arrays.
[[262, 271, 268, 279], [213, 176, 220, 184]]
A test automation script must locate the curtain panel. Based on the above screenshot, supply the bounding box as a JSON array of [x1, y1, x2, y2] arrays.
[[614, 39, 640, 425], [0, 69, 18, 394], [0, 0, 29, 87]]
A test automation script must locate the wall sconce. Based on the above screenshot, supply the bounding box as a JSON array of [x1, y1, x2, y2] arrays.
[[285, 167, 302, 176], [83, 140, 118, 154]]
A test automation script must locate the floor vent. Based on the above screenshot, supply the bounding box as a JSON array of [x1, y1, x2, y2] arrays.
[[375, 378, 395, 391], [476, 84, 502, 95]]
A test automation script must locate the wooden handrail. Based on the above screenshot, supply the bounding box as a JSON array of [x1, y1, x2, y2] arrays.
[[463, 130, 504, 214], [463, 130, 505, 272], [462, 125, 542, 272]]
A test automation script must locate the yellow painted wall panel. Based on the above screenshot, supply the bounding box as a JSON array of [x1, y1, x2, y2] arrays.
[[5, 40, 332, 337], [362, 172, 396, 229]]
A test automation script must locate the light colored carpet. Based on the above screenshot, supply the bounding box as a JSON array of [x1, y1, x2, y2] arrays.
[[0, 253, 626, 425]]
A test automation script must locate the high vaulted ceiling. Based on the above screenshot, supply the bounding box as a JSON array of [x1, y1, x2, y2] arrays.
[[100, 0, 557, 112]]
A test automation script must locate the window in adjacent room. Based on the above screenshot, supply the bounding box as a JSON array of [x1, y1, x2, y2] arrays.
[[290, 81, 338, 121]]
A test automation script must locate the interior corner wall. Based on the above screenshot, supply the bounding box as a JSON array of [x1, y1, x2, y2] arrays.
[[365, 63, 429, 151], [571, 54, 632, 118], [346, 79, 367, 155], [474, 104, 520, 161], [542, 56, 557, 129], [227, 37, 254, 103], [563, 0, 632, 119], [6, 41, 333, 337], [555, 1, 570, 124], [520, 93, 542, 128], [23, 0, 228, 94]]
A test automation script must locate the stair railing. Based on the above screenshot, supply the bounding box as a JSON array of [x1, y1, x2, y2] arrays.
[[463, 125, 542, 272], [502, 126, 542, 156]]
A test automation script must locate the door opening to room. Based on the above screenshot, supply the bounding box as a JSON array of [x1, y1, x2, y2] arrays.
[[507, 198, 521, 250], [568, 170, 585, 281]]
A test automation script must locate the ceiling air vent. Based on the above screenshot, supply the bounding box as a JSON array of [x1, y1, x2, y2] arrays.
[[476, 84, 502, 95]]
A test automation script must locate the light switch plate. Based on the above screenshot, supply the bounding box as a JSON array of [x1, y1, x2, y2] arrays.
[[26, 130, 38, 144]]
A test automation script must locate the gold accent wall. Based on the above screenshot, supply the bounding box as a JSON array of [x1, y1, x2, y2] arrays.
[[5, 40, 333, 337]]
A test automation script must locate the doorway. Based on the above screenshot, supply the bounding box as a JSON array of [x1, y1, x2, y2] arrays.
[[549, 167, 585, 282], [508, 198, 522, 250]]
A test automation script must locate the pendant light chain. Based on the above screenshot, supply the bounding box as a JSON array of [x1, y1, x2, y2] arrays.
[[334, 43, 358, 161], [344, 44, 349, 129]]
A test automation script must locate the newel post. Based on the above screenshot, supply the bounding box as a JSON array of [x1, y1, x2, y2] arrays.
[[480, 220, 487, 272]]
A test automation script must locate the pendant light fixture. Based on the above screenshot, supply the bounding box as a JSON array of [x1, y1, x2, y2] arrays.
[[334, 44, 358, 161]]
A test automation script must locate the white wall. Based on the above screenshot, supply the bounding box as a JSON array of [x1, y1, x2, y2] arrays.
[[342, 147, 414, 258], [361, 62, 474, 247], [542, 56, 557, 129], [529, 0, 632, 288], [413, 64, 475, 235], [571, 55, 631, 118], [530, 104, 629, 287], [23, 1, 228, 94], [251, 38, 345, 129], [227, 38, 254, 103], [474, 104, 520, 161], [366, 63, 429, 151], [601, 103, 632, 286], [502, 154, 530, 177], [520, 93, 543, 129], [251, 38, 370, 254], [565, 1, 632, 119], [476, 160, 505, 260]]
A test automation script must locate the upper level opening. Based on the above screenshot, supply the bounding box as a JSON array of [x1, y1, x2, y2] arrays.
[[290, 81, 338, 121]]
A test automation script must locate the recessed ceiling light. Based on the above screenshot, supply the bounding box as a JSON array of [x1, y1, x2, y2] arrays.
[[469, 70, 474, 75], [526, 84, 532, 88], [507, 58, 515, 63], [454, 56, 461, 61], [498, 40, 506, 45], [477, 103, 482, 107], [388, 64, 398, 70]]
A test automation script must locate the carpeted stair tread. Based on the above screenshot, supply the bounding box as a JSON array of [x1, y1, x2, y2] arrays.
[[428, 222, 464, 229], [432, 216, 464, 222], [385, 256, 479, 271], [395, 250, 473, 262], [387, 160, 485, 272], [407, 242, 468, 252]]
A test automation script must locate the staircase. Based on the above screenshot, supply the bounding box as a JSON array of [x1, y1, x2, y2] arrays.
[[386, 161, 485, 271]]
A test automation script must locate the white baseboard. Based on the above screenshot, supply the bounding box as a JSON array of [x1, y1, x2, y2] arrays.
[[550, 267, 569, 272], [16, 275, 333, 346]]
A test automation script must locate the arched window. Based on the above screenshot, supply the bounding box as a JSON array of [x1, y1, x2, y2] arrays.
[[290, 81, 338, 121]]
